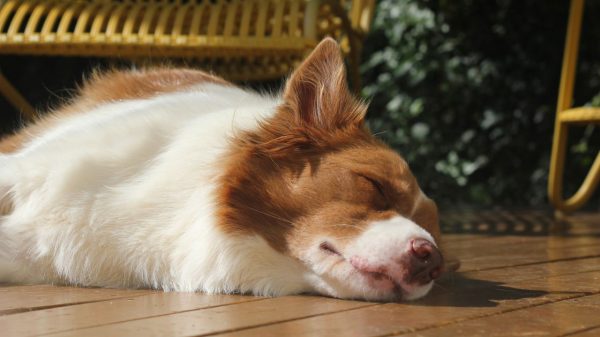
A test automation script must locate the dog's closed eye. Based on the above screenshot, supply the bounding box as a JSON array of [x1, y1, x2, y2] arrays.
[[355, 174, 390, 209]]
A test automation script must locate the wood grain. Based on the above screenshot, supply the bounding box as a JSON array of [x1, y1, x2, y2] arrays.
[[43, 296, 372, 337], [0, 292, 262, 337], [568, 326, 600, 336], [1, 211, 598, 337], [400, 293, 600, 337], [213, 264, 600, 337], [0, 285, 152, 315], [445, 232, 600, 272]]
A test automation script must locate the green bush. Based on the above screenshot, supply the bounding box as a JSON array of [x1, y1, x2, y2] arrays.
[[361, 0, 600, 209]]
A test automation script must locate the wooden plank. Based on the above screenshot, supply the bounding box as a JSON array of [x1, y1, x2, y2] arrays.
[[9, 256, 600, 337], [440, 214, 600, 273], [0, 210, 596, 337], [212, 269, 600, 337], [399, 293, 600, 337], [454, 256, 600, 287], [569, 326, 600, 336], [567, 225, 600, 236], [441, 211, 600, 238], [44, 296, 373, 337], [0, 292, 262, 337], [428, 256, 600, 298], [440, 210, 563, 236], [444, 234, 600, 251], [458, 244, 600, 272], [0, 285, 153, 315], [440, 233, 489, 243], [443, 235, 529, 247], [441, 232, 600, 272]]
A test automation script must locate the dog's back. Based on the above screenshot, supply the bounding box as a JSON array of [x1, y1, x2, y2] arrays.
[[0, 68, 294, 290], [0, 39, 451, 302]]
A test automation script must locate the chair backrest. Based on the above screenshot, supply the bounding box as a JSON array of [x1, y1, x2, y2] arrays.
[[0, 0, 375, 81]]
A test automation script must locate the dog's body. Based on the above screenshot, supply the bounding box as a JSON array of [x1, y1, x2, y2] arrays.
[[0, 39, 451, 302]]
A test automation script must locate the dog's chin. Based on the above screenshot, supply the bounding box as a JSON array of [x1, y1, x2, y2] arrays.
[[340, 283, 433, 302], [401, 281, 435, 301], [310, 269, 434, 302], [351, 278, 434, 302], [313, 285, 401, 302], [351, 266, 437, 302]]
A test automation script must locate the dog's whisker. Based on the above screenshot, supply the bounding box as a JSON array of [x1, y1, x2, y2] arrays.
[[240, 205, 295, 227]]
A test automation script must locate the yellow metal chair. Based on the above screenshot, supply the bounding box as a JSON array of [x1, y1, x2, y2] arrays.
[[0, 0, 375, 120], [548, 0, 600, 213]]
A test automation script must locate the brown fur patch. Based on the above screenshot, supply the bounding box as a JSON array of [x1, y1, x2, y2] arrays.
[[0, 68, 230, 154], [75, 67, 230, 106], [216, 39, 442, 258], [0, 131, 28, 153]]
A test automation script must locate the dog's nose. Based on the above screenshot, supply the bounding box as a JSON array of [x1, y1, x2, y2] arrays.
[[410, 238, 443, 284]]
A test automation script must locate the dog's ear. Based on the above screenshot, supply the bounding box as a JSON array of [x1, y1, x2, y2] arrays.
[[252, 38, 367, 156], [283, 38, 366, 131]]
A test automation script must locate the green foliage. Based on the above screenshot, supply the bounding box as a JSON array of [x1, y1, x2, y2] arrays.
[[361, 0, 600, 208]]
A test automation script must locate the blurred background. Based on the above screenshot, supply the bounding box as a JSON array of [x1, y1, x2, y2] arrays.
[[1, 0, 599, 211]]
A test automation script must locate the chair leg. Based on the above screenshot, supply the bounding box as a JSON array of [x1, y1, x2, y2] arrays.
[[548, 123, 568, 209], [0, 71, 36, 121], [548, 122, 600, 213], [569, 150, 600, 208]]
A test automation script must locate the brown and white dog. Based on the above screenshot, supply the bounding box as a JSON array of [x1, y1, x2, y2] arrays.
[[0, 38, 456, 302]]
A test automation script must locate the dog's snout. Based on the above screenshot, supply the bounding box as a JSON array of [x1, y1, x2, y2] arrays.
[[349, 237, 443, 292], [410, 238, 443, 283]]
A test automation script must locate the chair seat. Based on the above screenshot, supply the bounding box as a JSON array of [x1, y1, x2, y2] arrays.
[[559, 107, 600, 124]]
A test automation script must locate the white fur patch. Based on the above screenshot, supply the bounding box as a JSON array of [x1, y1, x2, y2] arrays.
[[0, 82, 439, 302], [346, 216, 436, 263], [303, 216, 436, 301], [0, 84, 312, 294]]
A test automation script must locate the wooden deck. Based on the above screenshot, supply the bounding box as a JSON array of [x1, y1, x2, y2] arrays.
[[1, 210, 599, 337]]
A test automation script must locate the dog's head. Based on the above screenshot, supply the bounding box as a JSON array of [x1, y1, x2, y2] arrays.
[[221, 38, 458, 302]]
